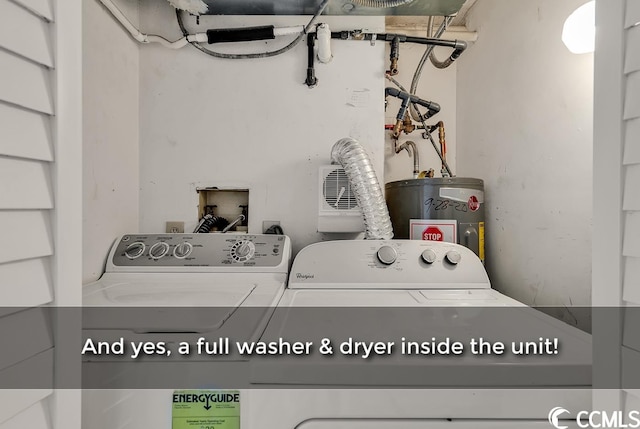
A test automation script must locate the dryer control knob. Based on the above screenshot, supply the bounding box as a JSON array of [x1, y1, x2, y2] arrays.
[[377, 245, 398, 265], [174, 242, 193, 259], [124, 242, 145, 259], [445, 250, 462, 265], [421, 249, 437, 264], [149, 242, 170, 260]]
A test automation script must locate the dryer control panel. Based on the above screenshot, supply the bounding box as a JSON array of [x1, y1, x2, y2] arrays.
[[289, 240, 490, 289], [107, 234, 291, 273]]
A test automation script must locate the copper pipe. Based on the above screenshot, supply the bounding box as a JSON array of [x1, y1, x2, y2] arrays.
[[437, 121, 447, 174]]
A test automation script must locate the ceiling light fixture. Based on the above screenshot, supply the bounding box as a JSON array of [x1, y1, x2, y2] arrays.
[[562, 0, 596, 54]]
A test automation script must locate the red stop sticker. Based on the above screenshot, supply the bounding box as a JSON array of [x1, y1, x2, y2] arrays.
[[423, 226, 444, 241], [468, 195, 480, 212]]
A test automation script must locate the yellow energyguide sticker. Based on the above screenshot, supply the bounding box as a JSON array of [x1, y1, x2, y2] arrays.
[[479, 222, 485, 262], [172, 390, 240, 429]]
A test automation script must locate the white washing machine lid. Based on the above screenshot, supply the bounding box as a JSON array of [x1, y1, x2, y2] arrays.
[[250, 288, 592, 387], [276, 288, 524, 307], [84, 280, 255, 307], [83, 272, 286, 305], [83, 273, 285, 333]]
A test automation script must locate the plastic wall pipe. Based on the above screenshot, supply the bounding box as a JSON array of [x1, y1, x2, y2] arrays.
[[316, 23, 332, 63], [98, 0, 206, 48]]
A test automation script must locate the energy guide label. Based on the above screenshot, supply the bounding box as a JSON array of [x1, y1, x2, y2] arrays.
[[172, 390, 240, 429]]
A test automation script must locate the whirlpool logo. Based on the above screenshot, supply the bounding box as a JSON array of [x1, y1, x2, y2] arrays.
[[548, 408, 640, 428], [295, 273, 314, 280]]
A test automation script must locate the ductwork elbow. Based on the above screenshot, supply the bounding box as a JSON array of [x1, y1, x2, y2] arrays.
[[331, 138, 394, 240]]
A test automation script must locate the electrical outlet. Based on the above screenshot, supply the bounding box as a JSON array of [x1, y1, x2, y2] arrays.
[[263, 221, 280, 233], [166, 221, 185, 233]]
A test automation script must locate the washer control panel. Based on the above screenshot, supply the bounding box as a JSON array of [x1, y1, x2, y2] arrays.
[[110, 234, 289, 270]]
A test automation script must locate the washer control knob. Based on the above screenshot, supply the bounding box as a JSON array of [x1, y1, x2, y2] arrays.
[[231, 240, 255, 262], [149, 242, 170, 260], [124, 242, 145, 259], [421, 249, 437, 264], [445, 250, 462, 265], [376, 245, 398, 265], [174, 242, 193, 259], [235, 242, 252, 258]]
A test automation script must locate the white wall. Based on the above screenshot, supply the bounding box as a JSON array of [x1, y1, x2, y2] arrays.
[[137, 1, 385, 255], [457, 0, 593, 330], [83, 0, 140, 282]]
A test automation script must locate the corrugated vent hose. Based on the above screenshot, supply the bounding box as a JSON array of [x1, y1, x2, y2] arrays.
[[331, 138, 394, 240], [352, 0, 414, 7]]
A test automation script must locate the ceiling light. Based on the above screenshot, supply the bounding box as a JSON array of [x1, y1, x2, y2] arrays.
[[562, 1, 596, 54]]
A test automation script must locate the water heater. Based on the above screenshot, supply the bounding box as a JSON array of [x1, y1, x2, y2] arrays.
[[385, 177, 485, 262]]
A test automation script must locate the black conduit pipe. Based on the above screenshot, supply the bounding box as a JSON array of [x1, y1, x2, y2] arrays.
[[305, 33, 318, 88], [331, 31, 467, 67], [388, 36, 400, 75], [207, 26, 276, 44]]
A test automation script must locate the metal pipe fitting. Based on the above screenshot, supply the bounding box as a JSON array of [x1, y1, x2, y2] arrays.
[[396, 140, 420, 179], [385, 87, 440, 137]]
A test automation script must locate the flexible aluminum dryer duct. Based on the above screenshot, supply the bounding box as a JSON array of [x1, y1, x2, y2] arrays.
[[331, 138, 394, 240], [352, 0, 414, 7]]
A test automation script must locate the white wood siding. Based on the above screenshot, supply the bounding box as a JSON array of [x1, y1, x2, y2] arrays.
[[624, 118, 640, 163], [0, 258, 53, 306], [9, 0, 53, 21], [0, 103, 53, 161], [626, 390, 640, 415], [0, 50, 53, 114], [0, 390, 52, 424], [623, 0, 640, 407], [623, 0, 640, 303], [0, 157, 54, 209], [626, 0, 640, 28], [0, 0, 56, 427], [0, 401, 51, 429], [0, 211, 53, 264], [0, 6, 55, 297], [0, 1, 53, 67], [624, 258, 640, 303]]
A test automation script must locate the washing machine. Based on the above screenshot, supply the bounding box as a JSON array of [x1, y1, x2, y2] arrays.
[[246, 239, 592, 428], [81, 233, 291, 429]]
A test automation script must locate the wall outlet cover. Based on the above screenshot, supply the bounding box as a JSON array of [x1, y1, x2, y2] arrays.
[[166, 221, 185, 233]]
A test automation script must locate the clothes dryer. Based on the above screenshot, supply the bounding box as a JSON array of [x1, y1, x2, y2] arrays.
[[247, 240, 591, 429]]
